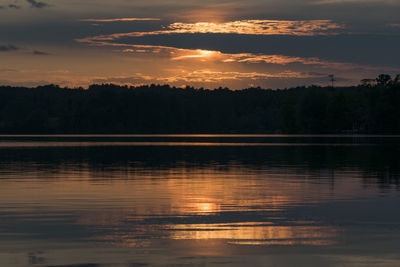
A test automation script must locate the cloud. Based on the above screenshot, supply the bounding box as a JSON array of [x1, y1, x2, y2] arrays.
[[91, 70, 315, 86], [163, 70, 312, 83], [8, 4, 21, 9], [216, 53, 372, 70], [0, 0, 45, 9], [81, 37, 400, 73], [80, 18, 160, 22], [32, 50, 50, 55], [170, 49, 400, 71], [0, 44, 19, 52], [0, 3, 22, 9], [0, 69, 18, 73], [164, 20, 344, 36], [82, 20, 344, 42], [26, 0, 47, 8], [168, 50, 325, 66], [0, 45, 50, 56]]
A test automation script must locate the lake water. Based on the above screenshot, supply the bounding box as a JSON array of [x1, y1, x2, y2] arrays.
[[0, 135, 399, 267]]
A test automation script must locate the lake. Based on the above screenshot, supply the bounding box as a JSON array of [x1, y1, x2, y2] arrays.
[[0, 135, 399, 267]]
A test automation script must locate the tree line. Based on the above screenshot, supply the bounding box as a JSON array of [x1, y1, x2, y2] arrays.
[[0, 74, 399, 134]]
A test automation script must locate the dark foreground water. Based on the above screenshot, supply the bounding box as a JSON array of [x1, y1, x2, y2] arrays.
[[0, 135, 399, 267]]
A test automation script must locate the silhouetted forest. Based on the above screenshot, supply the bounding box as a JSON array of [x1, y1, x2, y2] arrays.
[[0, 74, 399, 134]]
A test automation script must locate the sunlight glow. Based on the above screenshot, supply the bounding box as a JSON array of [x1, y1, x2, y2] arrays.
[[172, 49, 219, 60]]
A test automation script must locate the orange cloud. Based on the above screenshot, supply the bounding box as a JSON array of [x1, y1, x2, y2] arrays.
[[80, 19, 344, 42], [164, 70, 310, 83], [90, 70, 314, 86], [219, 53, 363, 70], [165, 20, 344, 36], [76, 36, 400, 73], [116, 44, 398, 71]]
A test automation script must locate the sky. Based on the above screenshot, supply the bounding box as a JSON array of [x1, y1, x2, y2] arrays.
[[0, 0, 400, 89]]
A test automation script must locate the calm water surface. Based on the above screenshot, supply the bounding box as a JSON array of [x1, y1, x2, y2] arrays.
[[0, 135, 399, 267]]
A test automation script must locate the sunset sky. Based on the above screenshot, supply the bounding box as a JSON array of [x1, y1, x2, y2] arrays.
[[1, 0, 400, 89]]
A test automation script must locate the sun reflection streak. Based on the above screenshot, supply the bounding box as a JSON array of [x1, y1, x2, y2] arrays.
[[166, 223, 340, 245]]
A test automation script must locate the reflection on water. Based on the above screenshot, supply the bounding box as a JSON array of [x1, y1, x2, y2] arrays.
[[0, 141, 380, 147], [0, 135, 399, 266], [166, 223, 339, 245]]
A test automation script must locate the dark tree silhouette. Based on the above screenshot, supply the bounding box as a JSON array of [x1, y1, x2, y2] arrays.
[[0, 74, 399, 134], [376, 74, 392, 86]]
